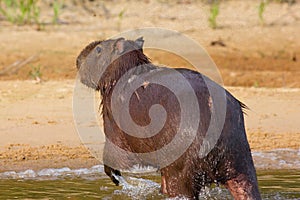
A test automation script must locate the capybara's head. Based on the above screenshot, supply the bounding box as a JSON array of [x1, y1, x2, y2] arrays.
[[76, 37, 145, 90]]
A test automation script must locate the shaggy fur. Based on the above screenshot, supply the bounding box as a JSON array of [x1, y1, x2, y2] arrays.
[[76, 38, 261, 199]]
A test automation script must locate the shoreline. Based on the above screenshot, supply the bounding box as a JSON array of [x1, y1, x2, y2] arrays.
[[1, 136, 299, 173], [1, 80, 299, 172], [1, 147, 299, 174]]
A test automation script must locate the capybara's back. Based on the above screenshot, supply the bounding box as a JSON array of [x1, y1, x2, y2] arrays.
[[76, 37, 261, 199]]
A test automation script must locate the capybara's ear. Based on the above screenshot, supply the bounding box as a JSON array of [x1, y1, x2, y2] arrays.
[[135, 37, 144, 49], [114, 38, 125, 54]]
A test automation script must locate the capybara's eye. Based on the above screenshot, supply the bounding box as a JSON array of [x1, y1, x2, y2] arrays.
[[96, 46, 102, 54]]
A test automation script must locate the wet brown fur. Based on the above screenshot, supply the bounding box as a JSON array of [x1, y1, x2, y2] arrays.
[[76, 41, 102, 70], [76, 38, 261, 199], [99, 49, 150, 98]]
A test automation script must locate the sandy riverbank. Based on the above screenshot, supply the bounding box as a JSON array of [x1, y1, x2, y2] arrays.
[[0, 80, 299, 172], [0, 0, 299, 172]]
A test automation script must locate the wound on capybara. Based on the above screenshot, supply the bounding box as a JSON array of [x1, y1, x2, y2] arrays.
[[76, 37, 261, 199]]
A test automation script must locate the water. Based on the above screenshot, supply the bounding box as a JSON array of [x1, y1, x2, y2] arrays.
[[258, 170, 300, 200], [0, 150, 299, 199], [253, 149, 300, 169], [0, 167, 299, 200]]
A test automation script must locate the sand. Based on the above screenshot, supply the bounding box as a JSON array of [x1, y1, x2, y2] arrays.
[[0, 0, 299, 172], [0, 80, 299, 172]]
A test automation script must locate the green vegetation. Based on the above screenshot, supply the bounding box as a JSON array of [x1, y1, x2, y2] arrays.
[[0, 0, 296, 28], [208, 1, 219, 29], [0, 0, 40, 25], [258, 1, 267, 25], [52, 0, 63, 24], [117, 8, 126, 31], [29, 65, 42, 81], [253, 81, 260, 88], [0, 0, 63, 26]]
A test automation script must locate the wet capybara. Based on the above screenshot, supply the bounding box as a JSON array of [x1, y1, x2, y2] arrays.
[[76, 37, 261, 199]]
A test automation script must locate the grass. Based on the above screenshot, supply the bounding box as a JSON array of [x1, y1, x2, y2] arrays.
[[208, 1, 220, 29], [0, 0, 40, 25], [29, 65, 42, 81], [52, 0, 63, 24], [253, 81, 260, 88], [117, 8, 126, 31], [0, 0, 63, 26], [258, 0, 267, 25]]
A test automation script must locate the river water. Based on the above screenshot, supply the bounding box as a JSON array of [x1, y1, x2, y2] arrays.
[[0, 150, 299, 199]]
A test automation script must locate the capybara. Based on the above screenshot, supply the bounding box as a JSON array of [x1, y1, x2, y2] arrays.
[[76, 37, 261, 199]]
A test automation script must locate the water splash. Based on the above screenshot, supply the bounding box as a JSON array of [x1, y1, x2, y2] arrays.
[[0, 165, 104, 179], [125, 164, 158, 173], [0, 165, 159, 180], [0, 167, 299, 199], [198, 186, 230, 200], [113, 174, 162, 200], [1, 149, 299, 180]]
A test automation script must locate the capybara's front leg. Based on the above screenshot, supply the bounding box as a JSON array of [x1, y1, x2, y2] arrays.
[[161, 174, 168, 195], [104, 164, 122, 186], [225, 173, 261, 200], [161, 169, 196, 199]]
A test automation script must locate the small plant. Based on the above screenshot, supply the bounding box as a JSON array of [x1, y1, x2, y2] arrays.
[[52, 0, 63, 24], [258, 0, 267, 25], [29, 65, 42, 82], [0, 0, 15, 22], [0, 0, 40, 25], [253, 81, 260, 88], [208, 1, 220, 29], [117, 8, 126, 31]]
